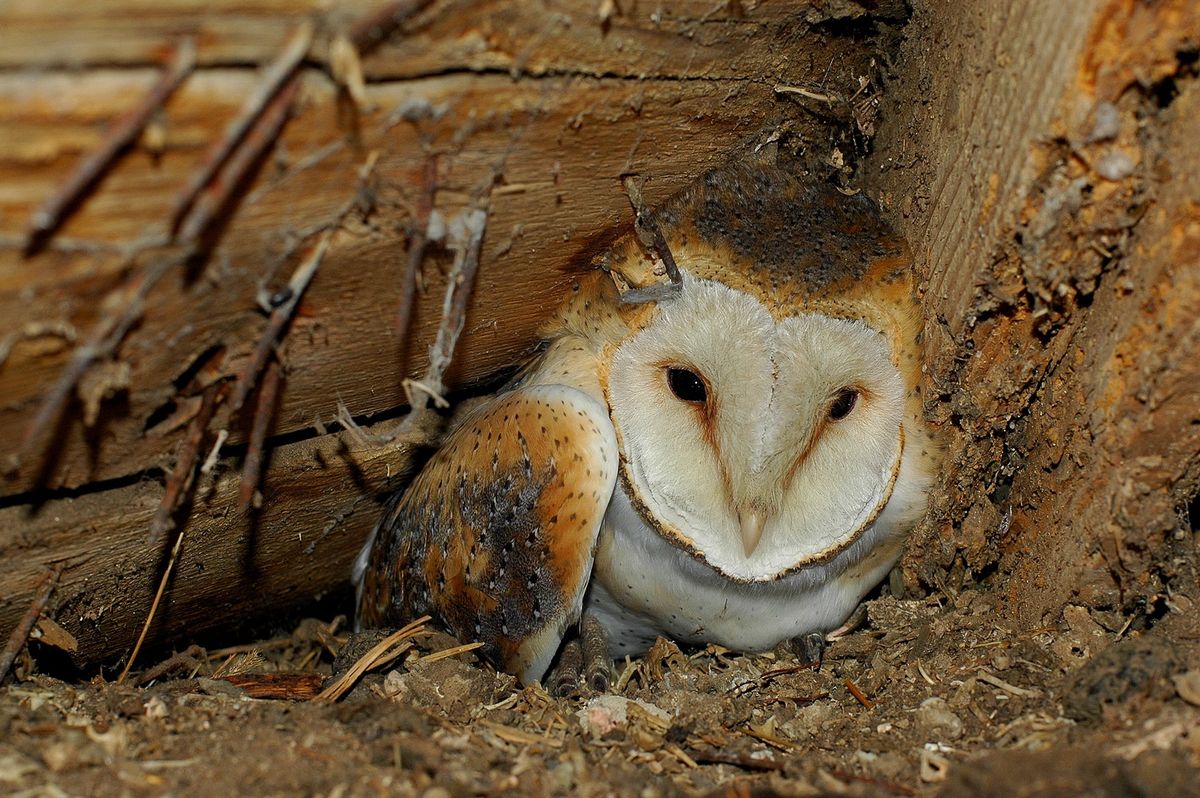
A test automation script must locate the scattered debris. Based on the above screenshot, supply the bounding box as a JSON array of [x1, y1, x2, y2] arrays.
[[0, 564, 65, 684]]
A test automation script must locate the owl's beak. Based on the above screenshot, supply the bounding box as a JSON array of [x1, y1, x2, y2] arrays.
[[738, 508, 765, 557]]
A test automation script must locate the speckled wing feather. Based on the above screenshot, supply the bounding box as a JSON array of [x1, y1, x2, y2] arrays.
[[356, 385, 618, 684]]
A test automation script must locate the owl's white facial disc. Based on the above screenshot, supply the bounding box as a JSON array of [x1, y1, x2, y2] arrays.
[[605, 274, 906, 582]]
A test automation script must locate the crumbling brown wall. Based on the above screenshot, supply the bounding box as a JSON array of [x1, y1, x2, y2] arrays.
[[865, 0, 1200, 625]]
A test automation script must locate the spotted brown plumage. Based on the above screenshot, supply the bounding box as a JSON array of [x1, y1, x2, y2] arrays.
[[356, 386, 617, 682]]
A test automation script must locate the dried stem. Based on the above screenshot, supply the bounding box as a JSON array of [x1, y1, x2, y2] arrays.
[[238, 358, 281, 513], [622, 175, 682, 283], [119, 382, 221, 685], [25, 38, 196, 252], [229, 229, 331, 413], [129, 643, 206, 687], [398, 201, 490, 434], [0, 563, 66, 684], [397, 156, 438, 344], [170, 22, 313, 231], [314, 616, 430, 702], [16, 260, 171, 469], [176, 75, 302, 247], [147, 381, 223, 545], [230, 151, 377, 415], [349, 0, 435, 52]]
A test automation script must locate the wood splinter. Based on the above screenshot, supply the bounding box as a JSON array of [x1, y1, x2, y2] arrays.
[[24, 38, 196, 253], [238, 359, 282, 513], [176, 75, 303, 248], [397, 199, 490, 435], [0, 563, 66, 684], [619, 175, 683, 304], [170, 22, 314, 232]]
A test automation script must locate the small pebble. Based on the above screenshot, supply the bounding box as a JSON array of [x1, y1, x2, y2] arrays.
[[916, 697, 964, 741]]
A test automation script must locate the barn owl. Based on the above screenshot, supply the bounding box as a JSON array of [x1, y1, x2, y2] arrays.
[[355, 158, 938, 689]]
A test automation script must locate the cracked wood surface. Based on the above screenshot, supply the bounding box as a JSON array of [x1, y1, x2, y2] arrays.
[[866, 0, 1200, 623], [0, 0, 899, 663]]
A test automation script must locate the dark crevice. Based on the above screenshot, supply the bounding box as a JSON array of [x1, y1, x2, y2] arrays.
[[0, 468, 163, 512], [0, 361, 524, 513]]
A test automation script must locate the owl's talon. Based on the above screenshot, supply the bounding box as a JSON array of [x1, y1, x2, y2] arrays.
[[548, 638, 582, 697], [790, 632, 827, 670], [581, 614, 613, 693]]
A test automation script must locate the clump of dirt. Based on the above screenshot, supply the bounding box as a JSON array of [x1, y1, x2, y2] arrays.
[[3, 589, 1198, 797]]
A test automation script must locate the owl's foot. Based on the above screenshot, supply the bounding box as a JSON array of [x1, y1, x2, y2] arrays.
[[546, 614, 613, 696], [827, 601, 869, 640], [580, 614, 613, 693], [548, 638, 583, 697]]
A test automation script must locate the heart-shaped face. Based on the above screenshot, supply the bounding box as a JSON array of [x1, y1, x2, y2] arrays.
[[604, 273, 906, 582]]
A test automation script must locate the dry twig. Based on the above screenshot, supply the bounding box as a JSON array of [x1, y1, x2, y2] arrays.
[[0, 564, 65, 684], [397, 201, 490, 434], [230, 230, 331, 413], [130, 644, 206, 687], [687, 749, 785, 772], [619, 175, 682, 303], [170, 22, 313, 231], [315, 616, 430, 702], [397, 156, 439, 344], [25, 38, 196, 251], [16, 260, 172, 470], [119, 382, 223, 684], [238, 358, 281, 512], [844, 678, 875, 709], [147, 381, 223, 544], [177, 75, 303, 247]]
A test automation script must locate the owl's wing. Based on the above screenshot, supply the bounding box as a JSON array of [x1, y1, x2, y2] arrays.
[[355, 384, 618, 684]]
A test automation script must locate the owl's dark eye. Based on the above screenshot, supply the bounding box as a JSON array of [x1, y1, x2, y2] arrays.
[[829, 388, 859, 420], [666, 368, 707, 404]]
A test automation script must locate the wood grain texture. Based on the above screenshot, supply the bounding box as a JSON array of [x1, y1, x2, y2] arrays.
[[866, 0, 1200, 623]]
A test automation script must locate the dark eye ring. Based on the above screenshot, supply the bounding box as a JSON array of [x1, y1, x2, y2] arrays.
[[666, 367, 707, 404], [829, 388, 859, 420]]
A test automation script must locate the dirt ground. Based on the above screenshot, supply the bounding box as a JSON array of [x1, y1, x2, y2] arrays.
[[3, 581, 1198, 798]]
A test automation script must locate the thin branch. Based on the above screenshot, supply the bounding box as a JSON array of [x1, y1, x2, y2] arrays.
[[120, 383, 221, 684], [15, 260, 172, 470], [25, 38, 196, 252], [397, 155, 438, 344], [147, 381, 223, 545], [229, 229, 331, 413], [0, 564, 66, 684], [170, 22, 313, 232], [349, 0, 435, 52], [238, 358, 281, 513], [176, 74, 303, 248], [229, 151, 378, 414], [619, 175, 682, 303], [398, 201, 489, 434], [129, 643, 206, 687]]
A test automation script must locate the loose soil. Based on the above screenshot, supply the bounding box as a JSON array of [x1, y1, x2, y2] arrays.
[[3, 586, 1198, 797]]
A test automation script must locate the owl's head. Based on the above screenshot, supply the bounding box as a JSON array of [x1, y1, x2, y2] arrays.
[[595, 161, 932, 581]]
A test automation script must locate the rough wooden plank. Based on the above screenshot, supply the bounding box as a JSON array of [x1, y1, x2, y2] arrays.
[[866, 0, 1200, 621], [0, 0, 904, 77], [0, 414, 409, 665], [1, 61, 875, 495]]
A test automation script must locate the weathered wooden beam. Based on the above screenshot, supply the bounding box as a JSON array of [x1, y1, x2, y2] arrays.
[[865, 0, 1200, 621]]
